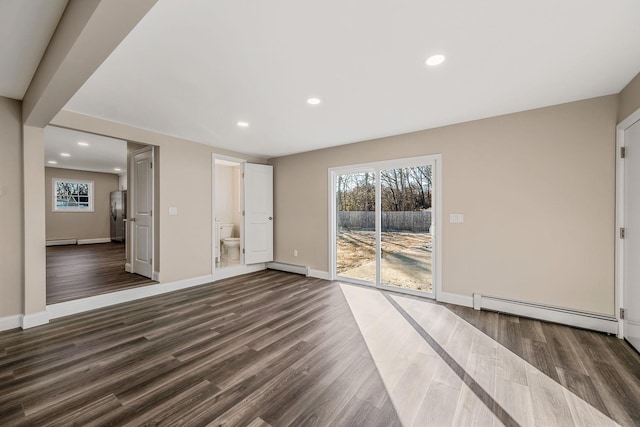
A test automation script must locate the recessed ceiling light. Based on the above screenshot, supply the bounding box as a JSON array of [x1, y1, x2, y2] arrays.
[[425, 54, 446, 66], [48, 160, 57, 165], [60, 153, 70, 157], [307, 97, 322, 105], [77, 142, 89, 146], [114, 168, 122, 172], [237, 121, 249, 128]]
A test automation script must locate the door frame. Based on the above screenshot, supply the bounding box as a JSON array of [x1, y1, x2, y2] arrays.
[[212, 154, 247, 275], [129, 146, 155, 279], [329, 154, 442, 300], [616, 107, 640, 339]]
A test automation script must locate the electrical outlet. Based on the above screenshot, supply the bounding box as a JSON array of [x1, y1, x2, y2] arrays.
[[294, 249, 298, 257]]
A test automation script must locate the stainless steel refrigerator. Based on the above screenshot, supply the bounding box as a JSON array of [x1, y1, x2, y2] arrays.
[[110, 190, 127, 242]]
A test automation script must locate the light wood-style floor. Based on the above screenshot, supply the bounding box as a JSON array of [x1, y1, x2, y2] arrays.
[[342, 283, 640, 426], [46, 242, 155, 304], [3, 269, 640, 426]]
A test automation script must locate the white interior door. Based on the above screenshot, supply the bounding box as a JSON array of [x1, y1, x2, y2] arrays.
[[132, 148, 153, 278], [624, 118, 640, 351], [244, 163, 273, 264]]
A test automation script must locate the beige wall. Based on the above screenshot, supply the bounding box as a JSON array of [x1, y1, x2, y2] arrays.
[[23, 126, 47, 316], [51, 111, 266, 283], [269, 95, 618, 316], [45, 167, 119, 241], [619, 72, 640, 123], [0, 97, 24, 317]]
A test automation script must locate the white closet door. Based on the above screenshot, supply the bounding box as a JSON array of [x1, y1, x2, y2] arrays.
[[624, 118, 640, 351], [244, 163, 273, 264]]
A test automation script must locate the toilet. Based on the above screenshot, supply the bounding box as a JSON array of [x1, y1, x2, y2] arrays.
[[217, 222, 241, 261], [223, 237, 241, 261]]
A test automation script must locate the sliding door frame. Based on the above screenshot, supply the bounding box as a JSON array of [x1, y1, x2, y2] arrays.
[[329, 154, 442, 299]]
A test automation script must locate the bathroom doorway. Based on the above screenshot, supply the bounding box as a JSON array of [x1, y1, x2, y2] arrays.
[[214, 157, 244, 269]]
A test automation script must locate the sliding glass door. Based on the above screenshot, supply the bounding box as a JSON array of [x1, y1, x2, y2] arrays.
[[380, 166, 433, 293], [332, 156, 439, 298]]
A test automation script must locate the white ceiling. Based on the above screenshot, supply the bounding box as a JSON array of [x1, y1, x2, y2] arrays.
[[65, 0, 640, 157], [44, 126, 127, 175], [0, 0, 67, 100], [43, 1, 640, 158]]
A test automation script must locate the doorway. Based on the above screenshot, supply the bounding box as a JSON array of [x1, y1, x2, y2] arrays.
[[330, 155, 441, 299], [214, 157, 244, 269], [212, 156, 274, 275], [44, 127, 156, 304]]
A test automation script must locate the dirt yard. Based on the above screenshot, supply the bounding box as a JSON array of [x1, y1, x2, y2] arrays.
[[337, 230, 432, 292]]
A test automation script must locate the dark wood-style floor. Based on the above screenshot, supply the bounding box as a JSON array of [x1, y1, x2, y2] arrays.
[[4, 268, 640, 425], [1, 270, 401, 426], [46, 242, 155, 304]]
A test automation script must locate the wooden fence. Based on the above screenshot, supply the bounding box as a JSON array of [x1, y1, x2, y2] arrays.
[[338, 211, 431, 232]]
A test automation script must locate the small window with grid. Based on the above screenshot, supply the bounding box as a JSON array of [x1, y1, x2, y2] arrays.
[[53, 179, 94, 212]]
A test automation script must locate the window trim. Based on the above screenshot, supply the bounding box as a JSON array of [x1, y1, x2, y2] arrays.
[[52, 178, 95, 212]]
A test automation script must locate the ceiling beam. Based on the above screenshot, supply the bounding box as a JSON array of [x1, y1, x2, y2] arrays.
[[22, 0, 158, 127]]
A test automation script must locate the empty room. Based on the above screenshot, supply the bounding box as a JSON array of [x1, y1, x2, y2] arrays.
[[1, 0, 640, 426]]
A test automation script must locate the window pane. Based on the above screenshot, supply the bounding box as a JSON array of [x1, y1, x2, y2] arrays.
[[336, 171, 376, 283], [380, 166, 433, 293], [54, 180, 92, 211]]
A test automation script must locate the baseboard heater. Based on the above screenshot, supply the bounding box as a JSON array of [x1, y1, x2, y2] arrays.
[[46, 238, 111, 246], [46, 239, 77, 246], [473, 293, 618, 334], [266, 262, 309, 276]]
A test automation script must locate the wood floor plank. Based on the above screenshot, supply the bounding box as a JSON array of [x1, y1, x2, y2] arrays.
[[46, 242, 155, 304], [444, 301, 640, 426], [4, 269, 640, 425], [1, 270, 401, 426]]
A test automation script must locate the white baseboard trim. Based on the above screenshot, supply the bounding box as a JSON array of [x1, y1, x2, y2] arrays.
[[125, 262, 132, 273], [48, 274, 216, 320], [474, 293, 618, 334], [437, 291, 473, 308], [77, 237, 111, 245], [46, 239, 77, 246], [307, 269, 331, 280], [266, 262, 308, 276], [214, 263, 266, 281], [22, 311, 50, 329], [152, 271, 160, 281], [0, 314, 23, 331]]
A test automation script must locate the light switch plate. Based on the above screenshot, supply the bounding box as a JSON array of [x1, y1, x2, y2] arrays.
[[169, 207, 178, 216], [449, 213, 464, 223]]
